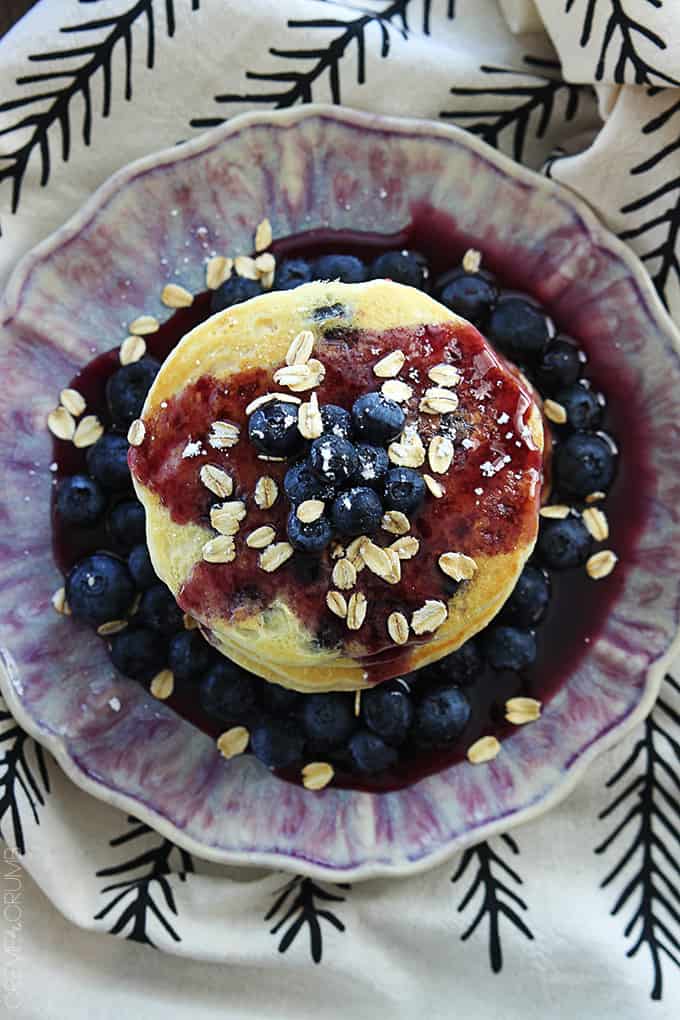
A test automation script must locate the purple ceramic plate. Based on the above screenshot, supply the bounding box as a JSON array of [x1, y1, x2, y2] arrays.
[[2, 106, 680, 880]]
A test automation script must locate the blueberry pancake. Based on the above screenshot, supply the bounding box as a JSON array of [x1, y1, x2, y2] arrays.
[[130, 280, 543, 693]]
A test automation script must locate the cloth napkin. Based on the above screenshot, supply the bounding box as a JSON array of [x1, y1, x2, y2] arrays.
[[0, 2, 678, 1018]]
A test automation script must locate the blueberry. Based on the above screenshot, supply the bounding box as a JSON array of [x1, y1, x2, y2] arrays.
[[258, 682, 302, 716], [555, 383, 604, 431], [302, 693, 356, 750], [535, 337, 582, 393], [489, 297, 549, 360], [210, 274, 261, 312], [501, 565, 550, 627], [310, 435, 358, 486], [105, 357, 160, 428], [383, 467, 425, 515], [283, 460, 335, 505], [248, 400, 305, 458], [168, 630, 214, 684], [348, 730, 399, 773], [287, 510, 333, 553], [352, 392, 405, 444], [320, 403, 353, 439], [484, 626, 536, 671], [55, 475, 106, 526], [251, 718, 305, 769], [86, 433, 131, 490], [351, 444, 389, 487], [315, 254, 366, 283], [199, 660, 258, 720], [362, 681, 413, 746], [107, 500, 146, 551], [429, 640, 483, 686], [437, 270, 498, 327], [331, 486, 383, 537], [370, 250, 429, 290], [554, 433, 616, 498], [137, 584, 184, 636], [537, 515, 592, 569], [127, 544, 157, 590], [109, 628, 167, 682], [274, 257, 315, 291], [413, 685, 471, 748], [66, 553, 135, 625]]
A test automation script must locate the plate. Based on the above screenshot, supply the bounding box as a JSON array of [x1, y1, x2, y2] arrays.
[[2, 105, 680, 880]]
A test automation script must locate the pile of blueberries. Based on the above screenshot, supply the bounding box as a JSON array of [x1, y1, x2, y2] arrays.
[[54, 247, 617, 779]]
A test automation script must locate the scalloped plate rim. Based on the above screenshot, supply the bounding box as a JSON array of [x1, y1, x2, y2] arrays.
[[1, 104, 679, 882]]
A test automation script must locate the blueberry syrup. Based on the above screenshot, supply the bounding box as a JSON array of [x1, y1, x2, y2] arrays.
[[51, 220, 651, 793]]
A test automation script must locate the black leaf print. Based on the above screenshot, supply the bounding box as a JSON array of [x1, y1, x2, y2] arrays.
[[0, 702, 50, 856], [265, 874, 349, 963], [565, 0, 679, 86], [190, 0, 456, 129], [451, 834, 533, 973], [0, 0, 201, 214], [595, 674, 680, 1001], [95, 815, 194, 946], [618, 87, 680, 308], [440, 55, 590, 166]]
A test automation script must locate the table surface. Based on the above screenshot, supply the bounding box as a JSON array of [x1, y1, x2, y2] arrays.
[[1, 0, 37, 38]]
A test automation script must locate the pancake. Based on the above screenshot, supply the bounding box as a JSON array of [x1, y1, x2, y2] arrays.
[[130, 280, 543, 692]]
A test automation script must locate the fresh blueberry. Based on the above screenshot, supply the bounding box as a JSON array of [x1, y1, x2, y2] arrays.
[[437, 270, 498, 327], [352, 392, 405, 444], [210, 274, 261, 312], [315, 254, 367, 283], [320, 403, 353, 439], [86, 432, 131, 490], [248, 400, 305, 458], [555, 383, 604, 431], [537, 515, 593, 569], [310, 435, 358, 486], [351, 444, 389, 488], [258, 682, 302, 716], [489, 297, 549, 360], [287, 510, 333, 553], [109, 628, 167, 682], [348, 730, 399, 773], [55, 474, 106, 526], [362, 680, 413, 746], [331, 486, 383, 537], [302, 693, 356, 750], [168, 630, 214, 685], [383, 467, 425, 515], [274, 257, 315, 291], [535, 337, 582, 393], [199, 659, 258, 720], [428, 640, 483, 686], [284, 460, 335, 506], [501, 565, 551, 627], [413, 685, 471, 748], [251, 718, 306, 769], [137, 584, 184, 636], [484, 626, 537, 671], [370, 250, 430, 290], [105, 357, 160, 427], [66, 553, 135, 625], [554, 433, 616, 498], [127, 544, 157, 590], [107, 500, 146, 551]]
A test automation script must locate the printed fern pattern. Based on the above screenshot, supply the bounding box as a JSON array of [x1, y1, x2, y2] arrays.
[[95, 815, 194, 946], [595, 674, 680, 1000], [451, 834, 533, 973], [265, 875, 348, 963], [0, 700, 50, 856], [0, 0, 201, 214], [190, 0, 455, 128]]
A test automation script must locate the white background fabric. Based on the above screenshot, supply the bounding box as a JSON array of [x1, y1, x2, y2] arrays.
[[0, 2, 678, 1018]]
